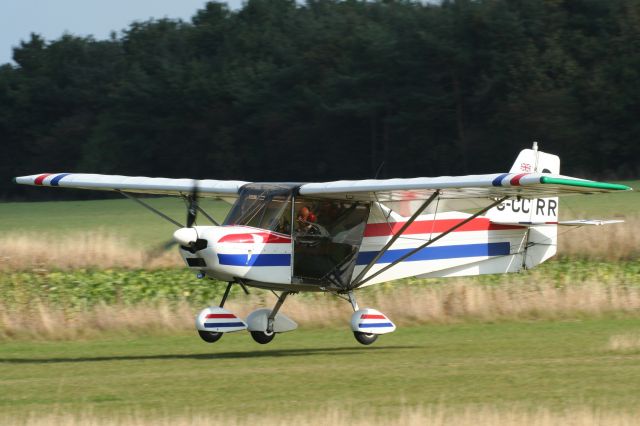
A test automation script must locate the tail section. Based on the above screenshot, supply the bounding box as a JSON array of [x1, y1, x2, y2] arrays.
[[488, 142, 559, 268]]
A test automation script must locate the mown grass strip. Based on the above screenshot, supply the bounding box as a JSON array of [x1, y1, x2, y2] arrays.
[[1, 320, 640, 419]]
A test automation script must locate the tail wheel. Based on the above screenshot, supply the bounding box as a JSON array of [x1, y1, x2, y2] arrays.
[[198, 330, 223, 343], [250, 330, 276, 344], [353, 331, 378, 345]]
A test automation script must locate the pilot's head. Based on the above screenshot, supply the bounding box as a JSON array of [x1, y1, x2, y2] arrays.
[[299, 206, 310, 219]]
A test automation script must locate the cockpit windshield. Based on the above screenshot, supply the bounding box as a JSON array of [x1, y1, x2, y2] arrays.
[[223, 187, 293, 234]]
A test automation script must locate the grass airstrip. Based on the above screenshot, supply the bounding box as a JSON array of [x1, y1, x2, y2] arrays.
[[0, 180, 638, 424], [2, 320, 640, 420]]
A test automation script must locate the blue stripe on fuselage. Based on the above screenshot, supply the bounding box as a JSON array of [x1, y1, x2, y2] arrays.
[[356, 242, 510, 265], [217, 253, 291, 267]]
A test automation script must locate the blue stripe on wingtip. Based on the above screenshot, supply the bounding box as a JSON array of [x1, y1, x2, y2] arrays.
[[492, 173, 509, 187], [50, 173, 71, 186], [204, 322, 245, 328]]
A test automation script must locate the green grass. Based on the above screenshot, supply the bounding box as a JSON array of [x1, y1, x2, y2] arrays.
[[2, 260, 638, 310], [1, 319, 640, 418], [560, 179, 638, 217], [0, 197, 230, 247], [0, 180, 636, 248]]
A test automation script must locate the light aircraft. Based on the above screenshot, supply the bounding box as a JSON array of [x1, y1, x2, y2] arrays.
[[14, 143, 632, 345]]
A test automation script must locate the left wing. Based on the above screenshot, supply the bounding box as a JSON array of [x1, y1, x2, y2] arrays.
[[299, 173, 632, 201], [14, 173, 249, 199]]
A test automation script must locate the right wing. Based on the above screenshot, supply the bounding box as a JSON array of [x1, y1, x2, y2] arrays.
[[14, 173, 249, 199], [299, 172, 632, 201]]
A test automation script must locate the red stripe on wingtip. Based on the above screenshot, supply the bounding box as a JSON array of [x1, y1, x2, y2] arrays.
[[361, 314, 386, 319], [509, 173, 528, 186], [34, 174, 52, 185]]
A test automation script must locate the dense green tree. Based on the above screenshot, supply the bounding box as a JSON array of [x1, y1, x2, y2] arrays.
[[1, 0, 638, 200]]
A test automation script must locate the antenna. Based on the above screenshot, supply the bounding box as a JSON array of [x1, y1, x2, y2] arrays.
[[532, 141, 540, 172], [374, 161, 385, 179]]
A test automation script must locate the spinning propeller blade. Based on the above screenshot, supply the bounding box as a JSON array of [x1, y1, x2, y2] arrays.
[[186, 181, 199, 228], [147, 181, 201, 257]]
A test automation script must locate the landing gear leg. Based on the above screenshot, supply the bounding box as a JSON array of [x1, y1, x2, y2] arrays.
[[250, 291, 291, 345], [347, 291, 378, 346], [219, 282, 233, 308]]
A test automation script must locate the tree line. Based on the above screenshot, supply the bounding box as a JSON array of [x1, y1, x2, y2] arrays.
[[1, 0, 638, 200]]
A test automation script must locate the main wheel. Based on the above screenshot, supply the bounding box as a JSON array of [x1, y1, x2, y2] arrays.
[[353, 331, 378, 345], [250, 330, 276, 344], [198, 330, 223, 343]]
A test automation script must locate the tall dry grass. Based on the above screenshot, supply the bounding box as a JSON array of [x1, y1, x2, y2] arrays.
[[0, 218, 637, 271], [5, 405, 640, 426], [0, 231, 180, 271], [557, 217, 639, 260], [2, 276, 640, 340]]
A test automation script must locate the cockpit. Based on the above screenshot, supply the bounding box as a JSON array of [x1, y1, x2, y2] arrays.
[[223, 184, 371, 288]]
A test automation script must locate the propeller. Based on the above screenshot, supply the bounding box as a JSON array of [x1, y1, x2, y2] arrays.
[[145, 181, 206, 258], [186, 181, 199, 228]]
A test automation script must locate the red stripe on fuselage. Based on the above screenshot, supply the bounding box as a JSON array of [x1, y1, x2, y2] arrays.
[[361, 314, 386, 319], [218, 232, 291, 244], [34, 174, 52, 185], [364, 218, 523, 238], [205, 313, 237, 319]]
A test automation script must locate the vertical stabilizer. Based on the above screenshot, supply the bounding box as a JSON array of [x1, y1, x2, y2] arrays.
[[488, 143, 560, 268]]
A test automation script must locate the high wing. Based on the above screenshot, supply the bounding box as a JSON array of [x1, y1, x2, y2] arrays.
[[299, 172, 632, 201], [14, 172, 631, 201], [14, 173, 249, 199]]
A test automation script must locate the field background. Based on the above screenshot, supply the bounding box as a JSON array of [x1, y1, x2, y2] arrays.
[[0, 182, 638, 425], [0, 180, 637, 248]]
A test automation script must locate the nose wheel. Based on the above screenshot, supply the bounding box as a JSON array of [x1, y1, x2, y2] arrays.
[[250, 330, 276, 344], [246, 291, 298, 344]]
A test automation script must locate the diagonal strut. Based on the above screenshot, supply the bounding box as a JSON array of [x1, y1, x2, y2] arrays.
[[353, 196, 509, 287], [350, 190, 440, 287]]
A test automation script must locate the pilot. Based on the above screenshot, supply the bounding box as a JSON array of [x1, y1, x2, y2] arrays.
[[296, 206, 316, 230]]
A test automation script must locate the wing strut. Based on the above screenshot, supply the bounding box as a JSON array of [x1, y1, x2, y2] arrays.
[[117, 190, 184, 228], [350, 190, 441, 287], [353, 196, 509, 288]]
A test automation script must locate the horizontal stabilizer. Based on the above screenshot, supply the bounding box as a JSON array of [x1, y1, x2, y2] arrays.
[[558, 219, 624, 226], [490, 219, 624, 227]]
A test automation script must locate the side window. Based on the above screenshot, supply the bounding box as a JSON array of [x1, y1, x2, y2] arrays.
[[293, 197, 370, 285], [264, 197, 292, 234]]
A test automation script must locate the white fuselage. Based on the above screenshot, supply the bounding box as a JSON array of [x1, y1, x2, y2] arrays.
[[179, 206, 557, 291]]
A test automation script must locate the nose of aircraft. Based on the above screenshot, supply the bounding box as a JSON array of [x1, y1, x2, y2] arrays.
[[173, 227, 198, 246]]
